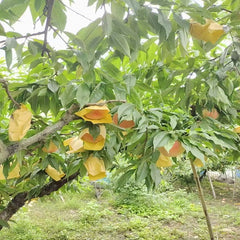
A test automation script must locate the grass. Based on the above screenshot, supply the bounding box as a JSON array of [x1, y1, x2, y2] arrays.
[[1, 179, 240, 240]]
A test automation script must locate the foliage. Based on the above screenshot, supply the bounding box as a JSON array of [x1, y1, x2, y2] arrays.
[[0, 0, 240, 227]]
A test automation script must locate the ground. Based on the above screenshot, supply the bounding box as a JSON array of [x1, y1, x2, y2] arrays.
[[0, 177, 240, 240]]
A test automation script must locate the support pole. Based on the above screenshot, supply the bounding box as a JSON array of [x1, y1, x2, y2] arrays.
[[190, 160, 214, 240], [207, 172, 216, 199]]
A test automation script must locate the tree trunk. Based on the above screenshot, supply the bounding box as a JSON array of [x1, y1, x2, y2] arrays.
[[0, 171, 79, 231]]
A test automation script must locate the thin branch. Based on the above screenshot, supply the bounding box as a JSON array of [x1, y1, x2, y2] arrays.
[[84, 100, 127, 107], [60, 0, 93, 22], [50, 26, 73, 50], [221, 8, 232, 13], [0, 79, 20, 108], [0, 31, 45, 45], [42, 0, 55, 56], [0, 171, 79, 230]]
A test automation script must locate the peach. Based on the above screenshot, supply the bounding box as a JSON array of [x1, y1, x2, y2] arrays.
[[202, 108, 219, 119], [113, 113, 135, 129], [42, 141, 58, 153], [159, 141, 185, 157]]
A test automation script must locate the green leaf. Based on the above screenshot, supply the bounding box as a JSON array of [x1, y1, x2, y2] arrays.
[[2, 162, 10, 179], [51, 0, 66, 31], [100, 60, 121, 80], [0, 23, 5, 36], [170, 116, 178, 130], [39, 95, 50, 115], [158, 10, 172, 38], [150, 163, 161, 187], [208, 86, 230, 105], [113, 84, 126, 100], [29, 0, 45, 22], [124, 74, 136, 93], [76, 83, 90, 108], [67, 160, 81, 177], [136, 161, 149, 182], [116, 169, 135, 188], [50, 94, 61, 117], [89, 83, 104, 103], [75, 50, 89, 72], [0, 0, 26, 9], [128, 88, 143, 110], [48, 80, 59, 93], [5, 49, 12, 69], [60, 84, 76, 107], [110, 32, 131, 57], [118, 103, 135, 118], [111, 1, 125, 20], [88, 0, 97, 6], [4, 0, 29, 24], [103, 13, 112, 36], [179, 28, 188, 52], [186, 146, 205, 162], [5, 38, 17, 50], [34, 0, 44, 11], [173, 13, 190, 30], [123, 0, 140, 13], [153, 132, 170, 149], [152, 150, 160, 163], [89, 124, 100, 140], [28, 41, 42, 55], [77, 18, 101, 41]]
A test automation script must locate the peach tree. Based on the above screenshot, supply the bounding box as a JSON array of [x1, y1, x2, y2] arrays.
[[0, 0, 239, 237]]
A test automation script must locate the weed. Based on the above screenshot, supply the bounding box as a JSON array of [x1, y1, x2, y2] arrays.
[[1, 180, 240, 239]]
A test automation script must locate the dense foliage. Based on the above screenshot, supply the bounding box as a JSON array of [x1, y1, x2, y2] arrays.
[[0, 0, 239, 228]]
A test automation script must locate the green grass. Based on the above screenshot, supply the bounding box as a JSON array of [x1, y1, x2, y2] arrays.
[[1, 180, 240, 240]]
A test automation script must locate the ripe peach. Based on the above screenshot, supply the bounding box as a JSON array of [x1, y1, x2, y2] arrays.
[[202, 108, 219, 119], [113, 113, 135, 129], [81, 133, 104, 143], [42, 141, 58, 153], [85, 110, 106, 120], [159, 141, 185, 157]]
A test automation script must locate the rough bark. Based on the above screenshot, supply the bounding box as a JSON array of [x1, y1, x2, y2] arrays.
[[0, 140, 8, 163], [0, 171, 79, 230]]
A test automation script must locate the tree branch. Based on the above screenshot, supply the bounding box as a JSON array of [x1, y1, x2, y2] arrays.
[[0, 31, 45, 45], [42, 0, 55, 56], [4, 103, 80, 163], [60, 0, 93, 21], [0, 79, 20, 108], [221, 8, 232, 13], [0, 140, 8, 164], [0, 171, 79, 230], [50, 26, 73, 50], [1, 100, 126, 164]]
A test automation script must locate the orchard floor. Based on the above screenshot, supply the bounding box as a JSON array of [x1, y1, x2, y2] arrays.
[[0, 179, 240, 240]]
